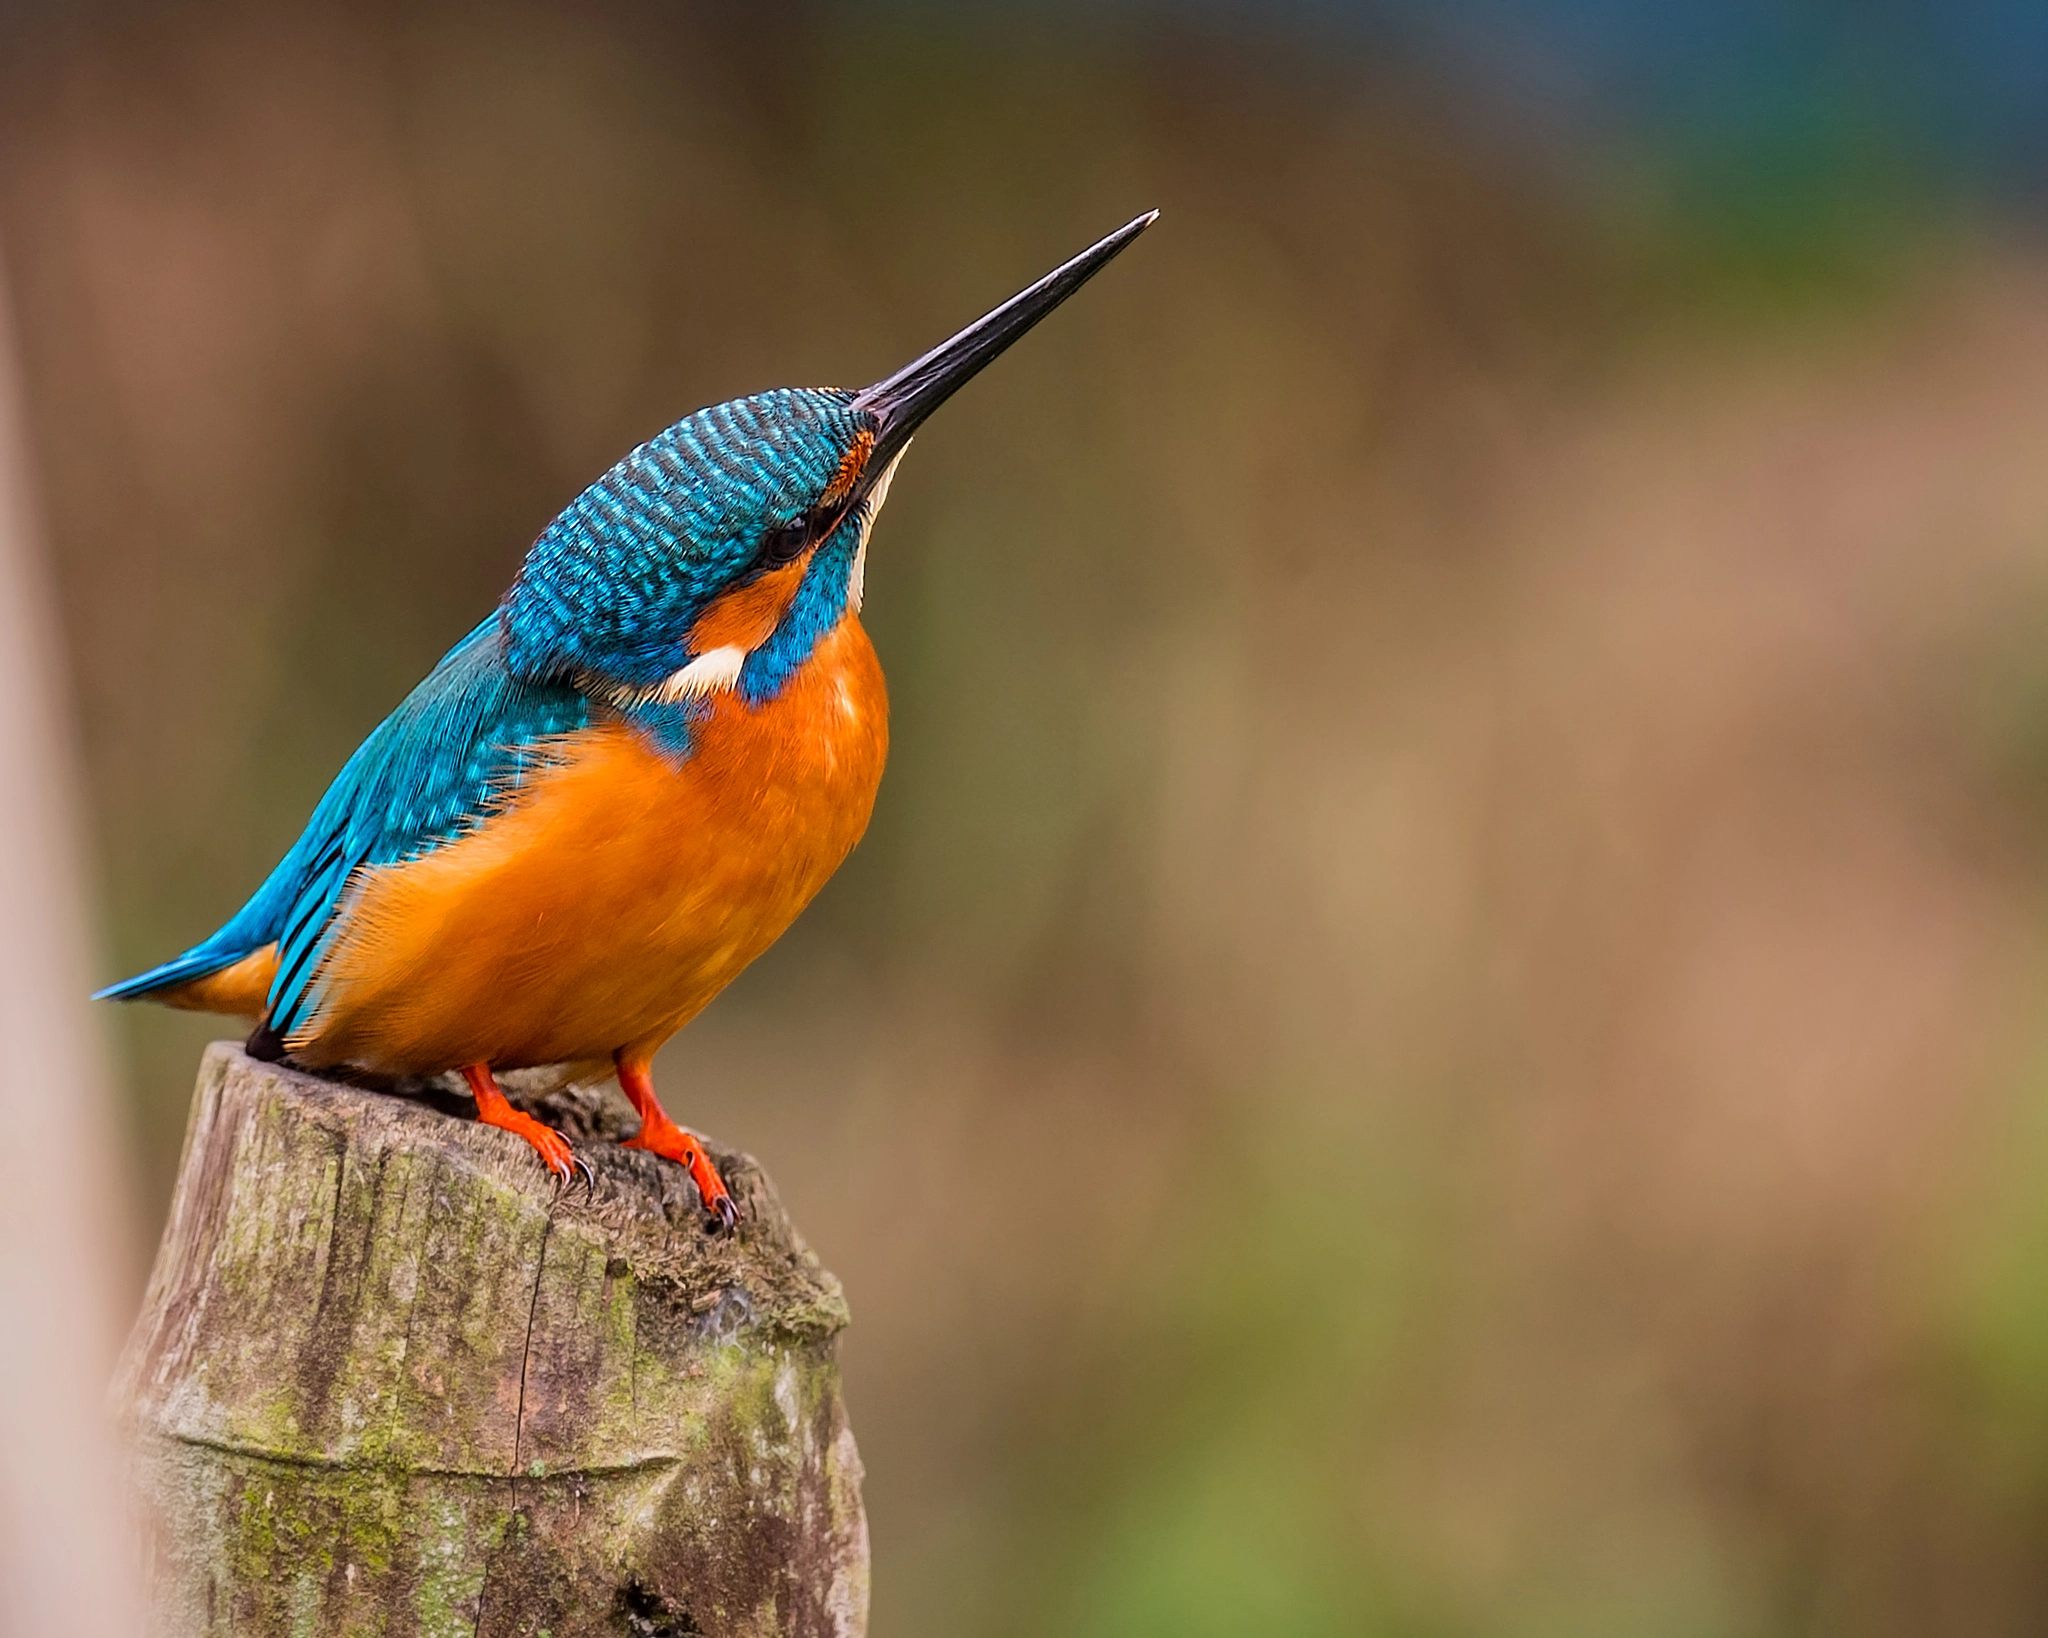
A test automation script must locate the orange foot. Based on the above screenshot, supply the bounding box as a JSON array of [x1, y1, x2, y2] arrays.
[[616, 1056, 739, 1233], [462, 1063, 594, 1194]]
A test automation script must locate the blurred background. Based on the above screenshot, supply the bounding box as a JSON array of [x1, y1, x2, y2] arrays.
[[6, 0, 2048, 1632]]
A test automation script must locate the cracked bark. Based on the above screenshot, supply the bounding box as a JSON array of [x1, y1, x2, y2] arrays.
[[116, 1044, 869, 1638]]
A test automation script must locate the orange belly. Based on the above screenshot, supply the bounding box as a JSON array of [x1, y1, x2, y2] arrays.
[[290, 614, 887, 1075]]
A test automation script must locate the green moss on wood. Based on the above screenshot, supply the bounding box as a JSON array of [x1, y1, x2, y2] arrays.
[[119, 1045, 868, 1638]]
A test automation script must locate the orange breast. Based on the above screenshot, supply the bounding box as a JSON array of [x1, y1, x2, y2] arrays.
[[293, 613, 888, 1076]]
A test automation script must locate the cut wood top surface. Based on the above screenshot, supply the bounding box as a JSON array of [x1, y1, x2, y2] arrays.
[[116, 1044, 869, 1635], [117, 1042, 850, 1477]]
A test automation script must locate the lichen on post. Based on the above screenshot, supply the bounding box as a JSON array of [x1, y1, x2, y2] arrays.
[[116, 1043, 868, 1638]]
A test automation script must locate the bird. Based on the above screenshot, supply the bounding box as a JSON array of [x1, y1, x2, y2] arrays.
[[98, 211, 1156, 1232]]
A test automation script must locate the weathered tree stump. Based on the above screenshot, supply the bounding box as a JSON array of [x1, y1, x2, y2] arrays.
[[115, 1043, 868, 1638]]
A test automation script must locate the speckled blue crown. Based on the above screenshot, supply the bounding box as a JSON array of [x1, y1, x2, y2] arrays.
[[502, 387, 868, 689]]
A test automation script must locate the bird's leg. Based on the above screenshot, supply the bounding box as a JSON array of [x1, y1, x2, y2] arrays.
[[461, 1063, 592, 1190], [616, 1055, 739, 1232]]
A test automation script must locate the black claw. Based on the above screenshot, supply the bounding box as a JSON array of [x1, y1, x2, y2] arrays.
[[575, 1155, 597, 1199], [707, 1195, 740, 1236]]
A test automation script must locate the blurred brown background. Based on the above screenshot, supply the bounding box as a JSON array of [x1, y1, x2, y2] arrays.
[[8, 1, 2048, 1632]]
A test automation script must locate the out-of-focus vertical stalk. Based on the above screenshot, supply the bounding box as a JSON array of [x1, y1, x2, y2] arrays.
[[0, 237, 144, 1637]]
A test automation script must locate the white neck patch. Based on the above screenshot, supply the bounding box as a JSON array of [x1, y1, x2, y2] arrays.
[[654, 642, 748, 702]]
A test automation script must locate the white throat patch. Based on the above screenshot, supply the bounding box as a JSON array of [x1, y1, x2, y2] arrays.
[[848, 443, 907, 615]]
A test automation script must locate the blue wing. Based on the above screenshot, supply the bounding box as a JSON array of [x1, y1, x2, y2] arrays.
[[97, 616, 592, 1036]]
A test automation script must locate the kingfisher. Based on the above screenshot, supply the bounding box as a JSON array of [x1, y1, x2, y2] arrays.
[[99, 212, 1156, 1231]]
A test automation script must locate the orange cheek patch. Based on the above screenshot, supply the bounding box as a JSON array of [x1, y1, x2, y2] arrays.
[[685, 429, 871, 657], [688, 557, 809, 651]]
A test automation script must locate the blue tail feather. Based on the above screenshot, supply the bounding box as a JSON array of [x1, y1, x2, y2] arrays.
[[93, 936, 263, 1002], [94, 762, 359, 1004], [93, 859, 305, 1002]]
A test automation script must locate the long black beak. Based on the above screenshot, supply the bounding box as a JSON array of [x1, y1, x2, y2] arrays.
[[851, 210, 1158, 479]]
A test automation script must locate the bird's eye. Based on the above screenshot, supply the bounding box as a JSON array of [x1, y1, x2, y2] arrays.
[[761, 517, 811, 568]]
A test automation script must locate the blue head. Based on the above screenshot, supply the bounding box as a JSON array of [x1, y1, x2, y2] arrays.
[[500, 211, 1157, 708], [502, 386, 881, 704]]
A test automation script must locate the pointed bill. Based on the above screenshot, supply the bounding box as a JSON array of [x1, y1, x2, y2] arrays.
[[851, 211, 1158, 474]]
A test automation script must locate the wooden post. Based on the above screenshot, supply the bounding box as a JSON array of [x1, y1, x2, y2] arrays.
[[116, 1044, 869, 1638]]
